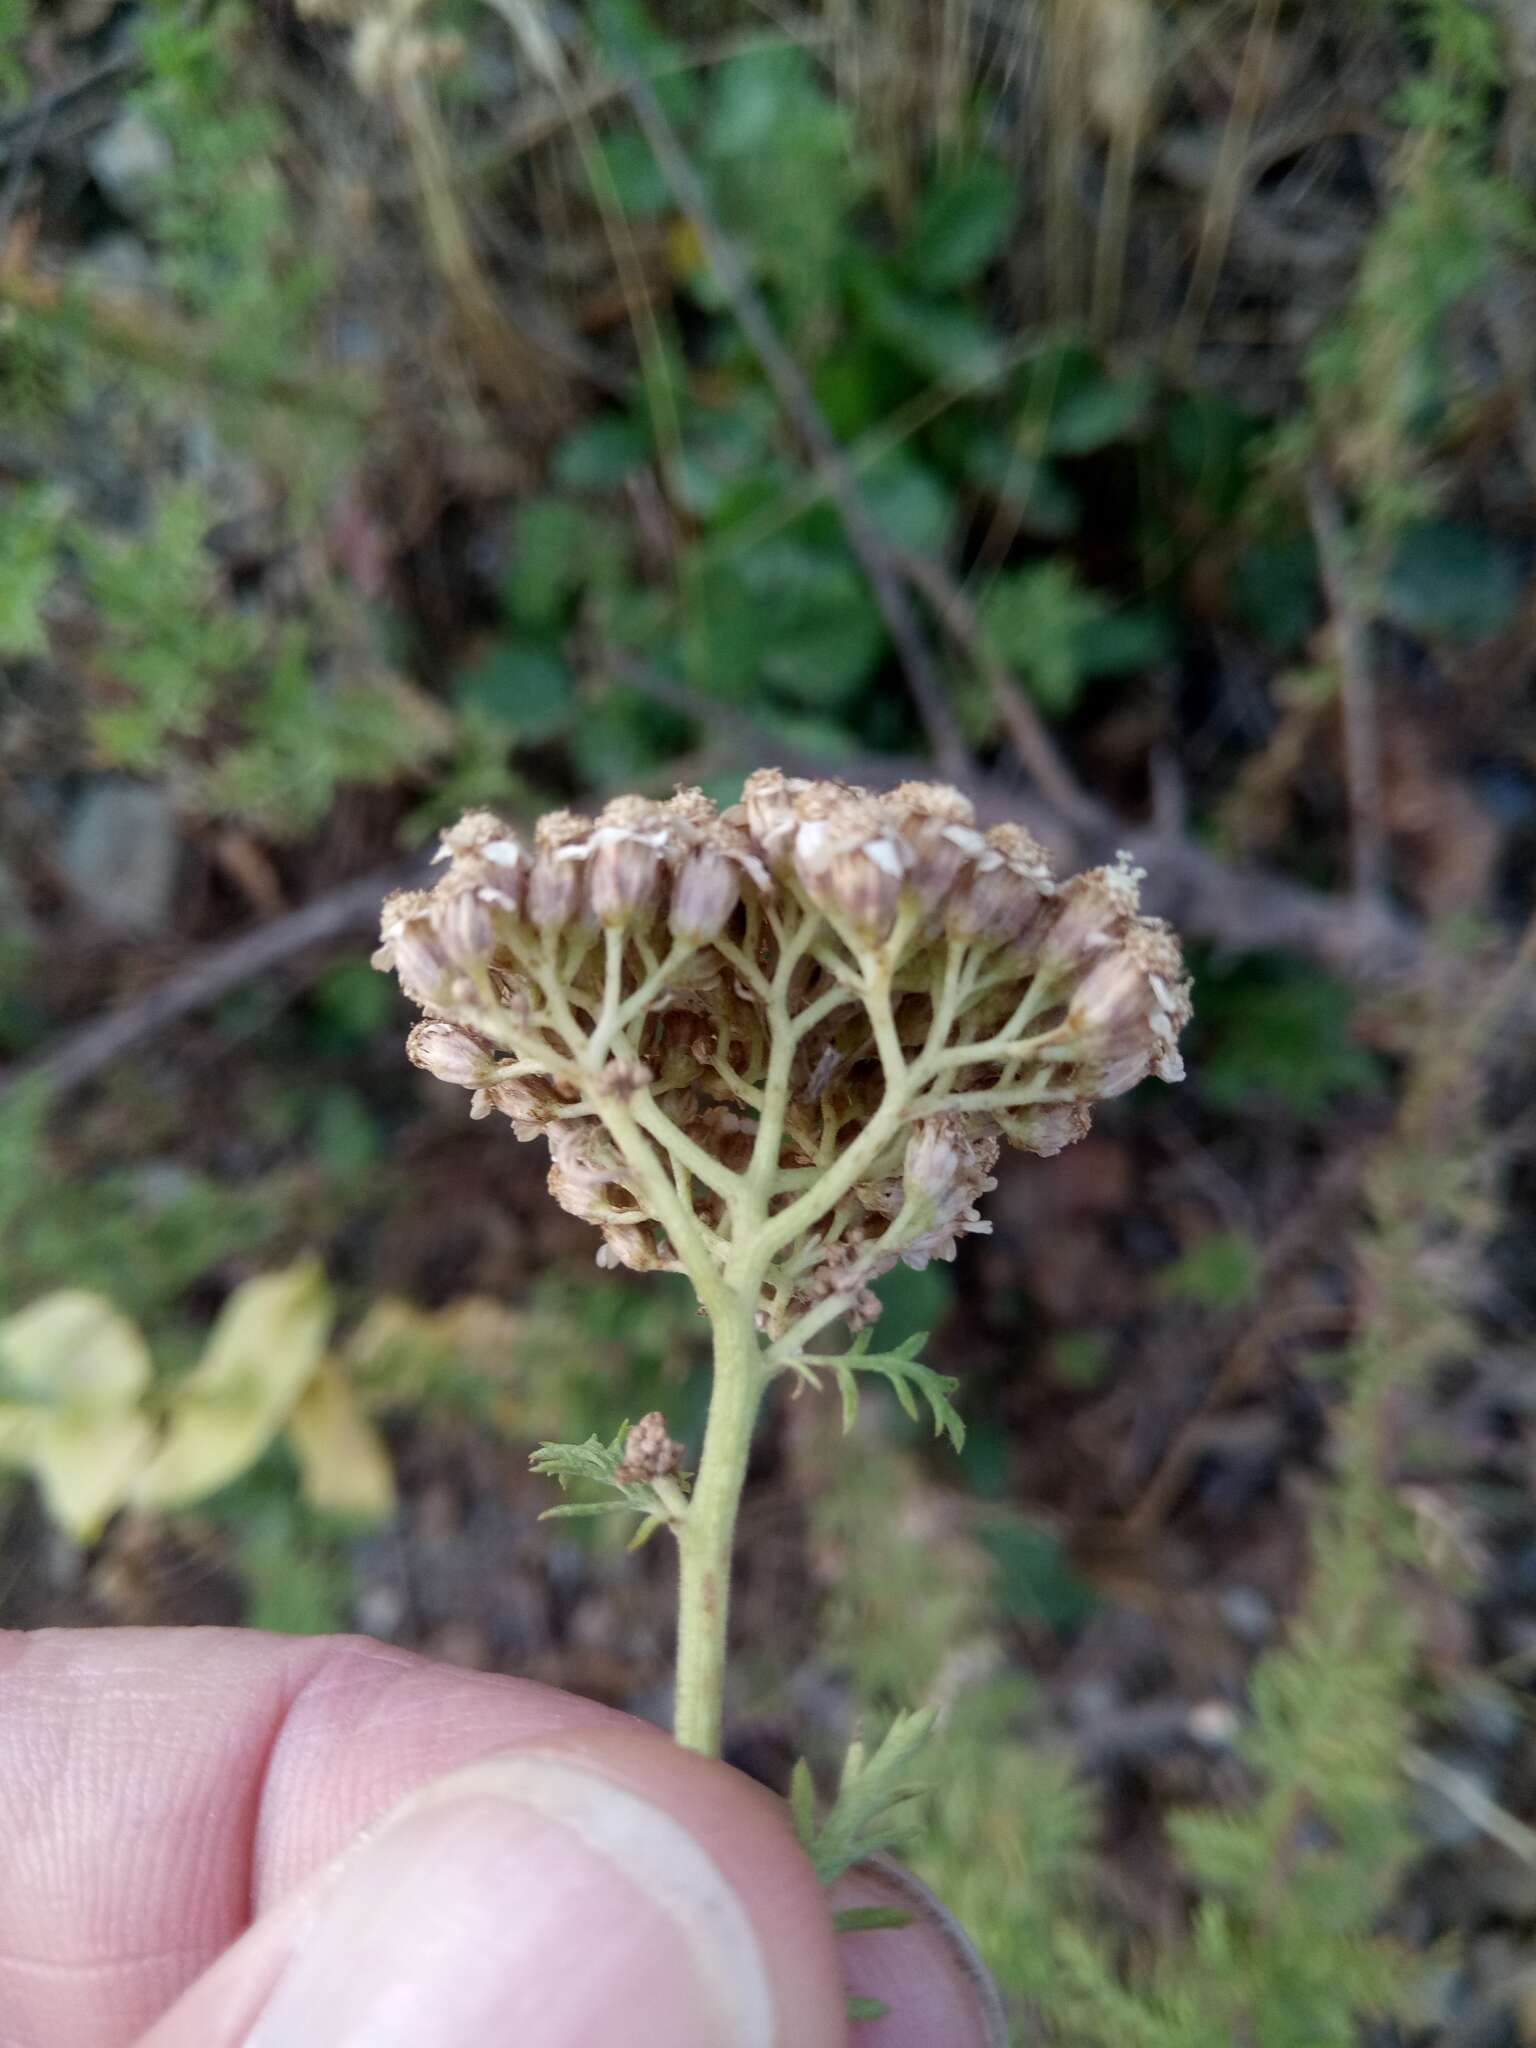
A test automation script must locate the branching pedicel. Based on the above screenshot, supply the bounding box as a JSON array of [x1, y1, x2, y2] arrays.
[[377, 772, 1191, 1759]]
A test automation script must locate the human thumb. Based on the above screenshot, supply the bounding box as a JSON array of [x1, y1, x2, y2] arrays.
[[140, 1725, 849, 2048]]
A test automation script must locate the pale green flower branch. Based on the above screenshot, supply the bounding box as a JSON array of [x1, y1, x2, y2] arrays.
[[377, 771, 1191, 1758]]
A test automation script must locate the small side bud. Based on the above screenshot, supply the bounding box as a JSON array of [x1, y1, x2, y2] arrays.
[[407, 1018, 496, 1090], [616, 1411, 684, 1483]]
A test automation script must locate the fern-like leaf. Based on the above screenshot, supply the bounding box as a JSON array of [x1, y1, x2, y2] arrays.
[[792, 1331, 965, 1451], [791, 1708, 938, 1885]]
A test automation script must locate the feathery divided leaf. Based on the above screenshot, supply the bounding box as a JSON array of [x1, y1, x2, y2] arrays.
[[790, 1330, 965, 1451], [791, 1708, 938, 1885], [531, 1426, 685, 1530]]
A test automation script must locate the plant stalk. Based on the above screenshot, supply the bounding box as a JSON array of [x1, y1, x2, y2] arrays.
[[673, 1308, 766, 1756]]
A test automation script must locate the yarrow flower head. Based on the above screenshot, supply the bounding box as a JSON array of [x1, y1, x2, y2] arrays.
[[377, 771, 1192, 1340]]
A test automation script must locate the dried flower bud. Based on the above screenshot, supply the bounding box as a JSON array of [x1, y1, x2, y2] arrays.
[[616, 1411, 684, 1483], [584, 798, 677, 926], [377, 889, 452, 1001], [433, 810, 520, 865], [890, 782, 988, 912], [596, 1057, 654, 1099], [1036, 855, 1143, 981], [670, 843, 740, 942], [902, 1115, 966, 1205], [993, 1102, 1093, 1156], [431, 876, 494, 969], [792, 796, 913, 941], [737, 767, 817, 873], [596, 1224, 669, 1272], [407, 1018, 496, 1090], [944, 825, 1053, 945], [1066, 918, 1191, 1094], [527, 810, 591, 929]]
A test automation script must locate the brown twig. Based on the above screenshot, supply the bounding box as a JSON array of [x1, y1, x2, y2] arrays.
[[2, 862, 421, 1104], [613, 654, 1429, 983], [1306, 461, 1389, 906], [891, 544, 1099, 825], [620, 73, 973, 787]]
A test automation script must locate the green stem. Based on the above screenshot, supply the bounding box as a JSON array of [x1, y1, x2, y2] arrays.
[[673, 1308, 767, 1756]]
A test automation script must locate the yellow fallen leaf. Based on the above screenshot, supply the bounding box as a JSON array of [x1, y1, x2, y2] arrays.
[[288, 1360, 396, 1521], [134, 1260, 333, 1511], [30, 1406, 158, 1543], [0, 1292, 156, 1540], [0, 1291, 152, 1404]]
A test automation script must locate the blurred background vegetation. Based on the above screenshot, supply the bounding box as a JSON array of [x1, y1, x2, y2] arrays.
[[2, 0, 1535, 2037]]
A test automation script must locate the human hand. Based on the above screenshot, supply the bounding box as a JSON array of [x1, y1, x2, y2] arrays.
[[0, 1628, 1003, 2046]]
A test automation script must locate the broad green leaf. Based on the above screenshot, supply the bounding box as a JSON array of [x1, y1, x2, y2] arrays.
[[859, 284, 1004, 387], [862, 451, 954, 554], [288, 1360, 395, 1520], [453, 644, 573, 740], [134, 1260, 333, 1510], [1019, 342, 1154, 454], [1382, 521, 1520, 643], [1157, 1231, 1263, 1311], [980, 1518, 1098, 1632], [1165, 392, 1265, 519], [906, 158, 1016, 292], [553, 415, 649, 490], [1231, 536, 1321, 653], [978, 563, 1106, 715], [931, 413, 1081, 537], [1074, 605, 1173, 677], [596, 126, 669, 218], [0, 1290, 152, 1405], [505, 499, 602, 628]]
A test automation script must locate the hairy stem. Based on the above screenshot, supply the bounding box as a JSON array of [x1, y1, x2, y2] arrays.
[[673, 1307, 766, 1756]]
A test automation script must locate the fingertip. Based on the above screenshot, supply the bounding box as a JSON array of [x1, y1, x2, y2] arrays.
[[833, 1857, 1007, 2048]]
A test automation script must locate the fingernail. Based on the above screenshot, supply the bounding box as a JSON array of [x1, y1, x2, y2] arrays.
[[244, 1750, 776, 2048]]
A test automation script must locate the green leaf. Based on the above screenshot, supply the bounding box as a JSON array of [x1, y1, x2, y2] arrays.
[[505, 499, 601, 628], [1156, 1230, 1263, 1311], [792, 1710, 938, 1884], [1074, 605, 1173, 677], [848, 1996, 892, 2022], [861, 451, 954, 554], [979, 1518, 1098, 1632], [1231, 536, 1322, 653], [0, 487, 64, 656], [799, 1330, 965, 1452], [1382, 521, 1520, 643], [905, 157, 1015, 292], [596, 125, 669, 218], [531, 1427, 685, 1525], [1197, 958, 1388, 1119], [453, 644, 573, 740], [1019, 342, 1154, 454], [977, 563, 1105, 715], [835, 1906, 914, 1934], [859, 283, 1004, 387], [553, 415, 650, 490], [1165, 392, 1265, 519]]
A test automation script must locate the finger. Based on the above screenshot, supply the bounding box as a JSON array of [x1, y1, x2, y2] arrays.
[[140, 1724, 847, 2048], [833, 1859, 1008, 2048], [0, 1627, 628, 2048]]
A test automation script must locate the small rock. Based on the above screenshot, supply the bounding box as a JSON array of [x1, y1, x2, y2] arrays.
[[1218, 1584, 1275, 1645], [354, 1582, 406, 1638], [87, 110, 173, 219], [62, 779, 178, 935], [1413, 1750, 1496, 1851], [79, 233, 157, 298]]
